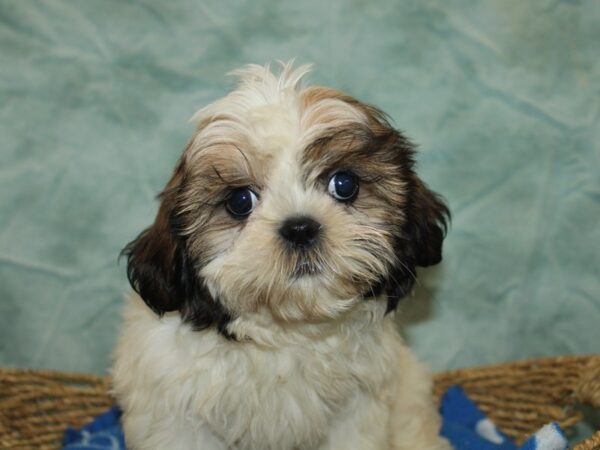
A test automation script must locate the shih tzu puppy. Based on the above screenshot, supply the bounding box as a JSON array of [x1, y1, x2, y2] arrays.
[[112, 62, 451, 450]]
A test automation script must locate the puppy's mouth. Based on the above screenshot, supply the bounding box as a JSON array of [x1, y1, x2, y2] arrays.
[[292, 259, 321, 278]]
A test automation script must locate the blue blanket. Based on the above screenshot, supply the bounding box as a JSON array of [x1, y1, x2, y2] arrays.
[[63, 387, 568, 450], [440, 386, 567, 450], [63, 406, 125, 450]]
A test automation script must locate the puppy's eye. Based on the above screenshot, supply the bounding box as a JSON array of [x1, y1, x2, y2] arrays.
[[226, 188, 258, 218], [328, 171, 359, 202]]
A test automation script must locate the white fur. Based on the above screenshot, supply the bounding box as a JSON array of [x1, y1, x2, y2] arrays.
[[112, 296, 449, 450], [113, 63, 451, 450]]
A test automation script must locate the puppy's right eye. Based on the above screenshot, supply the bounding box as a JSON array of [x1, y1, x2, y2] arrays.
[[226, 187, 258, 218]]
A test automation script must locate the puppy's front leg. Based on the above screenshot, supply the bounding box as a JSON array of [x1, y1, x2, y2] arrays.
[[389, 348, 452, 450]]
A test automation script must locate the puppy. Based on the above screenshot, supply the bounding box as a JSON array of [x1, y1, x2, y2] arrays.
[[112, 62, 451, 450]]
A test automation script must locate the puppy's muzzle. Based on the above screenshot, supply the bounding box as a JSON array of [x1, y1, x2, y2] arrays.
[[279, 216, 321, 249]]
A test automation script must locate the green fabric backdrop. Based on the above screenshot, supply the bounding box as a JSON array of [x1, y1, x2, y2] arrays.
[[1, 0, 599, 375]]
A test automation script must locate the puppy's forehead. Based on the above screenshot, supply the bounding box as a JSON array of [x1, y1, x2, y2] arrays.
[[186, 74, 368, 174]]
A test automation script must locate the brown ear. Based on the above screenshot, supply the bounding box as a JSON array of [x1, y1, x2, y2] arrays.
[[122, 160, 192, 314], [122, 162, 235, 337], [407, 177, 450, 268], [385, 175, 450, 312], [346, 99, 449, 267], [123, 189, 189, 315]]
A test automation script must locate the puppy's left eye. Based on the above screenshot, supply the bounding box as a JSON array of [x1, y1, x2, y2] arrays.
[[226, 187, 258, 218], [328, 171, 359, 202]]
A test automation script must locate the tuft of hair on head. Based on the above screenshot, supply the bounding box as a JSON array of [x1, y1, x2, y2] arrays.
[[228, 60, 313, 92], [190, 60, 312, 125]]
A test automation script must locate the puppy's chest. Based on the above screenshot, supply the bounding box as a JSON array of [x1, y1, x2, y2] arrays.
[[188, 332, 395, 448]]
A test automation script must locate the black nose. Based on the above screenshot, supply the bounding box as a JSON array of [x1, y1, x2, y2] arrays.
[[279, 216, 322, 248]]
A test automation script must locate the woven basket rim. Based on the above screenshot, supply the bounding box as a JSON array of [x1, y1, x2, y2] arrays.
[[2, 352, 596, 378], [1, 354, 599, 450]]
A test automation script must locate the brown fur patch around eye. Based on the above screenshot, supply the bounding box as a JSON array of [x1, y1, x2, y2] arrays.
[[301, 123, 413, 219], [298, 87, 413, 191], [297, 89, 449, 312], [166, 143, 265, 266]]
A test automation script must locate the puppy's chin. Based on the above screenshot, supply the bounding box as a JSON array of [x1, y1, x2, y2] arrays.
[[279, 282, 362, 323], [203, 263, 368, 324]]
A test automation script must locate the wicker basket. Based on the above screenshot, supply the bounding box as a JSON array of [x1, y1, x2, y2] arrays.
[[1, 355, 599, 450]]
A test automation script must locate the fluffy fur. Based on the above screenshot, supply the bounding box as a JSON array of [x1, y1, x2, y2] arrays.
[[112, 62, 451, 450]]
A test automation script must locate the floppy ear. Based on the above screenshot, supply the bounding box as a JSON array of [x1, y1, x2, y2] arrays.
[[406, 177, 450, 267], [122, 159, 195, 315], [123, 193, 189, 315], [386, 174, 450, 312], [384, 175, 449, 312], [122, 163, 235, 338], [353, 106, 449, 267]]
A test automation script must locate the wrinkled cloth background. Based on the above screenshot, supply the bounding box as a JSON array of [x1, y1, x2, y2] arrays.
[[1, 0, 599, 375]]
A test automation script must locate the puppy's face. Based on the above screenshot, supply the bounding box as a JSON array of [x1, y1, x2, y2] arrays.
[[125, 64, 448, 336]]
